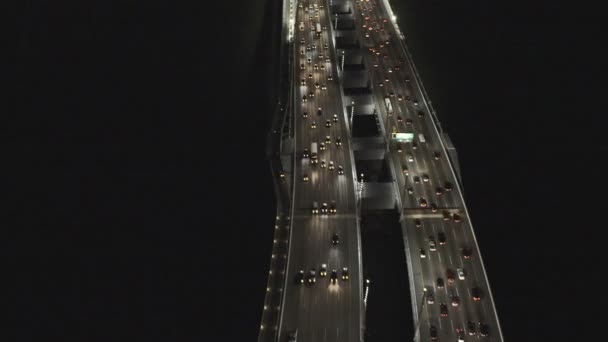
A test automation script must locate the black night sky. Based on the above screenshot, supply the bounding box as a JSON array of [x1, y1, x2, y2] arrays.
[[9, 0, 602, 341]]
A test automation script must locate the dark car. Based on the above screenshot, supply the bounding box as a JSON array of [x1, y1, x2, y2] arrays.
[[332, 233, 339, 245], [438, 232, 447, 245], [433, 151, 441, 160], [435, 187, 444, 196], [453, 213, 462, 222], [321, 202, 328, 214], [338, 166, 344, 175], [319, 264, 327, 277], [317, 108, 323, 116], [407, 187, 414, 195], [430, 326, 438, 340], [417, 110, 425, 118], [457, 329, 465, 342], [479, 322, 489, 336], [440, 303, 448, 317], [414, 219, 422, 228], [302, 149, 309, 159], [302, 111, 308, 118], [341, 267, 349, 280], [325, 120, 331, 128], [472, 287, 482, 301], [467, 321, 477, 335], [329, 201, 337, 214], [295, 270, 305, 285], [462, 247, 472, 259], [442, 210, 451, 221], [444, 181, 453, 191], [436, 277, 444, 288], [330, 269, 338, 284], [446, 268, 455, 283], [419, 198, 428, 208], [306, 269, 316, 285], [430, 203, 438, 212], [335, 137, 342, 146], [426, 291, 435, 304]]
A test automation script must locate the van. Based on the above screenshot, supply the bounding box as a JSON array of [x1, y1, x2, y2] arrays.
[[418, 134, 426, 143]]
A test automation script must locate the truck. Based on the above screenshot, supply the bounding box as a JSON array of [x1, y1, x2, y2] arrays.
[[384, 97, 393, 114], [418, 133, 426, 143], [316, 23, 322, 37], [311, 142, 318, 164]]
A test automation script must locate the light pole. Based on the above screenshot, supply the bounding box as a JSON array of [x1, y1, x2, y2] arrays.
[[350, 100, 355, 130]]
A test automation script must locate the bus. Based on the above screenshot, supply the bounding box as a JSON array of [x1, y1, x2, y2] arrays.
[[384, 97, 393, 114], [311, 142, 318, 164]]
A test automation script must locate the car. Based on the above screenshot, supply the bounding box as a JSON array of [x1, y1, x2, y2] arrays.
[[330, 269, 338, 284], [412, 142, 418, 150], [453, 213, 462, 222], [396, 143, 403, 153], [302, 148, 309, 158], [302, 111, 308, 118], [422, 174, 430, 182], [325, 120, 331, 128], [413, 176, 420, 184], [451, 295, 460, 307], [321, 202, 328, 214], [438, 232, 446, 245], [433, 151, 441, 160], [319, 142, 326, 151], [442, 210, 451, 221], [307, 58, 312, 64], [472, 287, 482, 301], [300, 38, 305, 44], [440, 303, 448, 317], [436, 277, 444, 288], [332, 233, 339, 245], [378, 81, 383, 87], [435, 187, 444, 196], [320, 64, 325, 70], [457, 329, 465, 342], [327, 74, 333, 80], [324, 43, 329, 49], [413, 99, 419, 106], [405, 76, 411, 83], [462, 248, 472, 259], [457, 268, 465, 280], [302, 174, 309, 182], [417, 110, 425, 118], [300, 63, 305, 70], [317, 108, 323, 116], [288, 330, 298, 342], [404, 118, 412, 126], [329, 201, 337, 214], [429, 237, 436, 251], [301, 78, 306, 85], [328, 161, 335, 170], [325, 135, 331, 143], [430, 326, 438, 340], [338, 166, 344, 175], [335, 137, 342, 146], [315, 82, 320, 89], [320, 264, 327, 277], [405, 95, 411, 102], [312, 201, 318, 214], [446, 268, 455, 283], [479, 322, 489, 336], [444, 181, 454, 191], [397, 115, 403, 122], [397, 94, 403, 101], [402, 166, 409, 175], [279, 170, 285, 178], [407, 187, 414, 195], [313, 63, 318, 70], [341, 267, 349, 280], [302, 95, 307, 103], [419, 248, 426, 258], [389, 92, 394, 97], [306, 268, 316, 284], [308, 73, 313, 79], [419, 198, 428, 208], [414, 219, 422, 228], [407, 154, 414, 162], [310, 121, 316, 129], [333, 114, 338, 122], [467, 321, 477, 335], [321, 84, 327, 90], [295, 270, 305, 285], [426, 291, 435, 304], [430, 203, 438, 212]]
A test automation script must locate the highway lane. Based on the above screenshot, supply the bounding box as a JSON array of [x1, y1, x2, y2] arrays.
[[351, 0, 502, 340], [278, 1, 362, 342]]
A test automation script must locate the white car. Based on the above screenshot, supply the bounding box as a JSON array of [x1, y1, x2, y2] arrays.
[[407, 154, 414, 162], [457, 268, 465, 280]]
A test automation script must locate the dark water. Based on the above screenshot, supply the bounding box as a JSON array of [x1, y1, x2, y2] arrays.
[[10, 0, 599, 340]]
